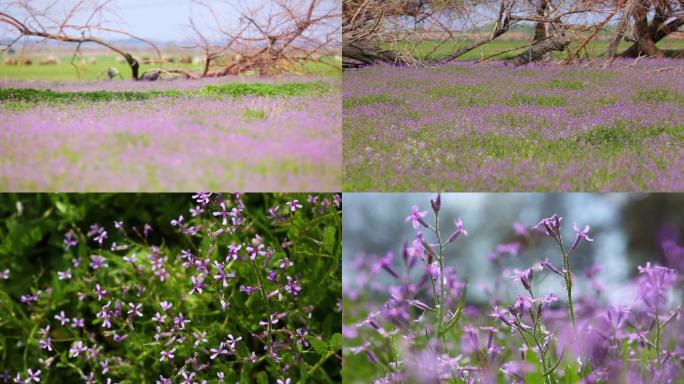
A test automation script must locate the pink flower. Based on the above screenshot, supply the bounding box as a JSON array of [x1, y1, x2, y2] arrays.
[[569, 223, 594, 253], [159, 348, 176, 362], [405, 205, 429, 229], [447, 218, 468, 243]]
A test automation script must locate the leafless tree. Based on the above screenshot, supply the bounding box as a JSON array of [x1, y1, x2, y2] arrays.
[[0, 0, 161, 79], [183, 0, 341, 76], [342, 0, 684, 67]]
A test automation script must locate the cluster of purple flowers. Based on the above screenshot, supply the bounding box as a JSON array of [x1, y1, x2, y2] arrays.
[[343, 195, 683, 383], [2, 193, 341, 383]]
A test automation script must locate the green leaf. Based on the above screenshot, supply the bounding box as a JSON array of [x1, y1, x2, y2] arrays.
[[256, 371, 269, 384], [563, 364, 579, 384], [306, 336, 329, 354], [329, 332, 342, 351]]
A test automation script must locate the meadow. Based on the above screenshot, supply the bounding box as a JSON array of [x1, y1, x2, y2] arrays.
[[0, 55, 341, 81], [0, 193, 342, 383], [343, 59, 684, 191], [1, 71, 341, 191], [385, 37, 684, 61]]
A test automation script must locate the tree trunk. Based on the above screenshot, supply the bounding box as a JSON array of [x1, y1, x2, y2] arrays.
[[342, 40, 413, 67], [124, 53, 140, 80], [533, 0, 549, 43], [620, 16, 684, 57], [506, 35, 571, 66]]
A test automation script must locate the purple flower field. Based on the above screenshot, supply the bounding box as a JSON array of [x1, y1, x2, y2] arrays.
[[343, 59, 684, 191], [1, 77, 341, 192], [343, 194, 684, 383]]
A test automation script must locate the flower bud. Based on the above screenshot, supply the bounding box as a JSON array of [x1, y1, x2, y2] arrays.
[[430, 194, 441, 213]]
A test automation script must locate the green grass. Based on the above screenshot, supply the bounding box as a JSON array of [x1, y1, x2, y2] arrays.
[[530, 79, 586, 90], [0, 81, 330, 105], [0, 54, 341, 81], [243, 108, 267, 120], [505, 93, 567, 107], [342, 94, 404, 109], [384, 37, 684, 60], [201, 82, 329, 97], [425, 84, 493, 106], [634, 88, 684, 103]]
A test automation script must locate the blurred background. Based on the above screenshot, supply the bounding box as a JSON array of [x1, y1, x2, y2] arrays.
[[343, 193, 684, 305]]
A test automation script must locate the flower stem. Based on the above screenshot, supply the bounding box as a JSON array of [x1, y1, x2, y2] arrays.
[[561, 249, 576, 327], [654, 302, 661, 361], [435, 209, 446, 336], [250, 259, 272, 353]]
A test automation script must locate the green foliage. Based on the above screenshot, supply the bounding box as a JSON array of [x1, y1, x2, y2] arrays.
[[0, 193, 341, 383], [505, 94, 567, 107], [426, 84, 493, 106], [532, 79, 585, 90], [243, 108, 268, 120], [383, 37, 684, 61], [0, 55, 340, 81], [342, 94, 404, 109], [0, 82, 331, 105], [201, 82, 330, 98], [634, 88, 683, 103], [578, 120, 684, 147]]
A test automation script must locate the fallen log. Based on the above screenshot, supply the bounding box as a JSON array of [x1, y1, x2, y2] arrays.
[[506, 35, 571, 66]]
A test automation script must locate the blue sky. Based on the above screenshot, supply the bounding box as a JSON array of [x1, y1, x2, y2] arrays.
[[1, 0, 339, 42], [113, 0, 340, 41], [114, 0, 218, 41]]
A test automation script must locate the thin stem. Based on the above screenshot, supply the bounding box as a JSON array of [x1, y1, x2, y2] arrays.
[[249, 260, 272, 353], [298, 350, 334, 384], [654, 302, 661, 361], [435, 209, 446, 336], [561, 249, 576, 327], [557, 235, 575, 327]]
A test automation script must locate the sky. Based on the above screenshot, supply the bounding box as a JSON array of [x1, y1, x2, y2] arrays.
[[2, 0, 340, 42], [115, 0, 194, 40]]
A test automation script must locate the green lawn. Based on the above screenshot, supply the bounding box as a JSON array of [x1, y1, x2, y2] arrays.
[[0, 54, 341, 81], [385, 38, 684, 60]]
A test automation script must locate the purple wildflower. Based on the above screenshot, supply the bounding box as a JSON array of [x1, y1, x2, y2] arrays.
[[213, 261, 235, 287], [57, 269, 72, 280], [25, 369, 40, 383], [192, 192, 212, 206], [94, 284, 108, 301], [189, 274, 207, 295], [159, 348, 176, 362], [284, 276, 302, 296], [54, 311, 68, 326], [226, 244, 241, 261], [64, 231, 78, 250], [212, 202, 231, 225], [286, 200, 303, 212], [69, 341, 87, 358], [569, 223, 594, 253], [246, 243, 265, 261], [152, 312, 166, 323], [127, 303, 143, 318], [160, 301, 173, 311], [210, 342, 228, 359], [170, 215, 184, 226], [532, 214, 563, 238], [173, 313, 191, 329], [447, 218, 468, 243], [89, 255, 108, 270], [71, 318, 84, 328], [405, 205, 429, 229], [112, 333, 128, 342]]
